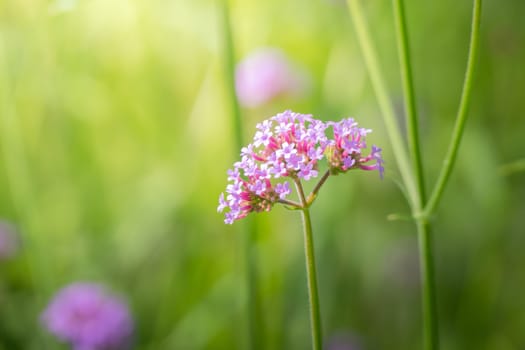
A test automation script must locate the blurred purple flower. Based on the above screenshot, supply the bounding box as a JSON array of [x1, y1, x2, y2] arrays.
[[41, 283, 134, 350], [235, 48, 309, 107], [0, 221, 19, 260]]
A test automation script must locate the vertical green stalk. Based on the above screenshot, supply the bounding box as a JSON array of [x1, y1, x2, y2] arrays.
[[294, 179, 323, 350], [219, 1, 263, 348], [348, 1, 482, 349], [243, 217, 264, 349], [345, 0, 419, 210], [220, 0, 243, 149], [300, 208, 323, 350], [424, 0, 482, 217], [392, 0, 426, 204], [417, 219, 438, 350], [392, 1, 438, 348], [347, 1, 436, 348]]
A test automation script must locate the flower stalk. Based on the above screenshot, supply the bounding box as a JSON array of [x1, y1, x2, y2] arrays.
[[417, 219, 438, 350], [292, 178, 323, 349], [346, 0, 482, 349], [298, 205, 323, 350], [306, 170, 331, 205], [392, 0, 426, 205], [219, 1, 263, 348], [391, 0, 437, 348], [218, 111, 383, 349]]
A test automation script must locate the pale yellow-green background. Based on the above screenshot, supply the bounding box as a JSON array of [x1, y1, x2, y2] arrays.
[[0, 0, 524, 349]]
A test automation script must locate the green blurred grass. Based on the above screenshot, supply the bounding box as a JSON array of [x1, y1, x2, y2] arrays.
[[0, 0, 524, 349]]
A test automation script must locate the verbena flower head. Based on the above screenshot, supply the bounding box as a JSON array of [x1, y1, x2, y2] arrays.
[[326, 118, 385, 178], [41, 283, 134, 350], [235, 48, 308, 107], [218, 110, 384, 224]]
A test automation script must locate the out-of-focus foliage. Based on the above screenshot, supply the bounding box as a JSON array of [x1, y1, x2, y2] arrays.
[[0, 0, 524, 349]]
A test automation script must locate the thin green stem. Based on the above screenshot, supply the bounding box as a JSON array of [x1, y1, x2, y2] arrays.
[[293, 177, 308, 207], [220, 0, 243, 150], [391, 6, 438, 346], [424, 0, 482, 217], [416, 219, 438, 350], [300, 208, 323, 350], [306, 170, 331, 205], [278, 198, 303, 209], [348, 2, 438, 348], [392, 0, 426, 205], [219, 1, 263, 349], [392, 5, 438, 344], [346, 0, 418, 209], [243, 217, 264, 349], [294, 179, 323, 350]]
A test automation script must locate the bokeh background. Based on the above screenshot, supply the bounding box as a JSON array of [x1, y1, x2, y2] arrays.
[[0, 0, 524, 349]]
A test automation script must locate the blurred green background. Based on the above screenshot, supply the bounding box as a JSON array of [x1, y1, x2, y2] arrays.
[[0, 0, 524, 349]]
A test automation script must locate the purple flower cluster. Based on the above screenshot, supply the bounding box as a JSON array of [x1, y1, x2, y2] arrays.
[[325, 118, 384, 176], [41, 283, 134, 350], [218, 110, 384, 224]]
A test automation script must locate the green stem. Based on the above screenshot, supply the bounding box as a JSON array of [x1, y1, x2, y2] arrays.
[[278, 198, 303, 209], [219, 1, 263, 349], [424, 0, 482, 217], [346, 0, 418, 210], [348, 2, 439, 348], [391, 5, 438, 347], [416, 219, 438, 350], [244, 217, 264, 349], [294, 177, 308, 207], [306, 170, 330, 205], [294, 179, 323, 350], [392, 0, 426, 205], [220, 0, 243, 150], [300, 208, 323, 350]]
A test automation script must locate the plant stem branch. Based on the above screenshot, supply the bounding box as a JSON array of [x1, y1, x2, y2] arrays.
[[346, 0, 418, 209], [391, 5, 438, 346], [293, 177, 308, 207], [424, 0, 482, 217], [307, 170, 331, 205], [294, 179, 323, 350], [277, 198, 303, 209], [392, 0, 426, 205]]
